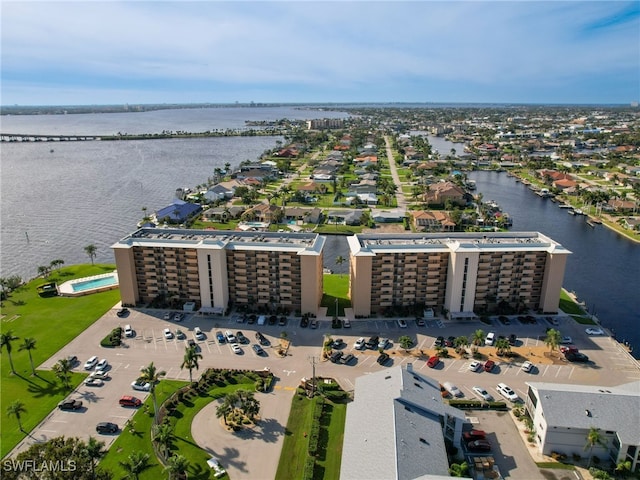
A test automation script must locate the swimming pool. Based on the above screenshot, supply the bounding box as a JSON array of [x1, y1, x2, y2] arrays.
[[58, 272, 119, 297]]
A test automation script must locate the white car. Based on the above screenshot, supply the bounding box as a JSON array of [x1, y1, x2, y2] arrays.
[[561, 336, 573, 344], [96, 358, 108, 370], [231, 343, 242, 354], [124, 324, 134, 337], [472, 386, 494, 401], [485, 332, 496, 346], [163, 312, 172, 320], [497, 382, 518, 402], [84, 355, 98, 370], [131, 380, 151, 391], [521, 361, 534, 373], [90, 369, 110, 380], [585, 327, 605, 336], [225, 330, 237, 343], [194, 327, 205, 340], [468, 361, 482, 372], [397, 319, 408, 328], [84, 377, 103, 387], [163, 328, 174, 340], [378, 338, 389, 349], [354, 337, 366, 350], [443, 381, 463, 397]]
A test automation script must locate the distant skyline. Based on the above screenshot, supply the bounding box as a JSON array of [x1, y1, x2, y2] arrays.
[[1, 1, 638, 106]]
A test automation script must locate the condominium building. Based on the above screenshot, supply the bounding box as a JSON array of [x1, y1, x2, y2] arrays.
[[347, 232, 571, 318], [112, 228, 325, 315]]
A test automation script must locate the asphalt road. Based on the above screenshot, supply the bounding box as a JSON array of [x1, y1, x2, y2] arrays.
[[10, 307, 640, 478]]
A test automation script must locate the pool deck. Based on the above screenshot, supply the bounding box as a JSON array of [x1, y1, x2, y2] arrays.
[[57, 272, 119, 297]]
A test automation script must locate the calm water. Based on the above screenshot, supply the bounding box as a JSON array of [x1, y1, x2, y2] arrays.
[[469, 170, 640, 357]]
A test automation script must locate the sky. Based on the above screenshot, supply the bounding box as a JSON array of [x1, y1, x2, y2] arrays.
[[1, 1, 639, 106]]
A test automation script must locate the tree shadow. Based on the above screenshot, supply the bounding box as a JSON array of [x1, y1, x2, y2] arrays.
[[233, 417, 284, 444], [26, 380, 67, 398]]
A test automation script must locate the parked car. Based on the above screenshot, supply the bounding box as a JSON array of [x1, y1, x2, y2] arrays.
[[354, 337, 366, 350], [207, 456, 226, 478], [560, 345, 579, 354], [341, 353, 355, 365], [174, 313, 184, 322], [342, 319, 351, 328], [586, 327, 605, 335], [376, 353, 390, 365], [483, 360, 495, 372], [485, 332, 496, 346], [255, 332, 269, 346], [332, 338, 345, 349], [397, 319, 408, 328], [124, 324, 134, 337], [415, 318, 425, 327], [90, 369, 110, 380], [163, 328, 174, 340], [565, 352, 590, 363], [467, 440, 492, 452], [224, 330, 237, 343], [521, 361, 534, 373], [119, 396, 142, 407], [96, 358, 108, 370], [366, 336, 379, 349], [443, 382, 463, 397], [84, 355, 98, 370], [163, 312, 172, 320], [252, 344, 265, 356], [236, 331, 248, 344], [131, 379, 151, 391], [187, 339, 196, 348], [547, 316, 560, 326], [508, 333, 517, 346], [216, 331, 225, 344], [176, 329, 186, 340], [96, 422, 118, 434], [468, 361, 481, 372], [427, 356, 440, 368], [309, 319, 318, 329], [330, 351, 343, 363], [116, 308, 129, 317], [434, 336, 445, 347], [472, 386, 494, 401], [231, 343, 242, 354], [445, 336, 455, 347], [279, 316, 287, 326], [463, 429, 486, 441], [66, 355, 78, 365], [498, 315, 510, 325], [561, 336, 573, 344], [378, 337, 389, 350], [84, 377, 103, 387], [497, 383, 518, 401], [58, 399, 83, 410], [194, 327, 205, 340]]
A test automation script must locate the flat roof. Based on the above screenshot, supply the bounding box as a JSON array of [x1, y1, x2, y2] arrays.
[[349, 232, 571, 256], [112, 228, 324, 255]]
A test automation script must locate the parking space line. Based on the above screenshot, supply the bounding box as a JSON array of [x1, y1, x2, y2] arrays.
[[555, 367, 563, 377]]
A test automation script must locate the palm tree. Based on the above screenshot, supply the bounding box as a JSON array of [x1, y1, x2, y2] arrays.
[[19, 337, 37, 375], [454, 336, 469, 353], [119, 451, 150, 480], [7, 400, 26, 432], [472, 329, 485, 347], [544, 328, 561, 354], [52, 358, 73, 390], [152, 421, 174, 457], [84, 244, 97, 265], [164, 454, 190, 480], [216, 391, 239, 426], [1, 330, 19, 374], [181, 345, 202, 383], [139, 362, 166, 424], [449, 461, 468, 477], [83, 436, 107, 480], [495, 337, 511, 356], [584, 427, 607, 468]]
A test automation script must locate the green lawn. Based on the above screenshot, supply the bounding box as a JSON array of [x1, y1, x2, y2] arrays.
[[321, 275, 350, 316], [275, 393, 346, 480], [1, 264, 121, 457]]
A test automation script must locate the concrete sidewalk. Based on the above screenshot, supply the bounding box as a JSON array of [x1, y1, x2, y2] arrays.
[[191, 387, 295, 480]]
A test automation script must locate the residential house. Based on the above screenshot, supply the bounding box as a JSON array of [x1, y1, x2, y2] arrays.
[[204, 184, 235, 203], [283, 207, 322, 224], [608, 199, 637, 213], [423, 181, 466, 206], [155, 199, 202, 224], [201, 205, 244, 222], [327, 210, 363, 226], [243, 203, 280, 223], [412, 210, 456, 231]]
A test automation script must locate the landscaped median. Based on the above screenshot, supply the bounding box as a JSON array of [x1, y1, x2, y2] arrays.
[[0, 264, 120, 458]]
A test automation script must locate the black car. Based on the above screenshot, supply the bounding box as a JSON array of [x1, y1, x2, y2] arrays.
[[247, 315, 256, 324], [467, 440, 492, 452], [434, 336, 445, 347], [66, 355, 78, 365], [278, 316, 287, 326], [187, 339, 196, 349], [498, 315, 510, 325], [255, 332, 269, 346], [377, 353, 390, 365], [58, 399, 83, 410], [96, 422, 118, 434], [565, 352, 590, 363], [116, 308, 129, 317], [330, 351, 343, 363], [332, 338, 345, 349], [445, 336, 455, 347], [252, 344, 265, 355], [268, 315, 278, 325], [366, 336, 379, 349], [236, 331, 248, 344], [508, 334, 517, 346], [300, 317, 309, 328]]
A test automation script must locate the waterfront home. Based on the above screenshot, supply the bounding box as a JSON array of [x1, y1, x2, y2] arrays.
[[283, 207, 322, 225], [243, 203, 279, 223], [411, 210, 456, 232], [423, 181, 466, 206], [155, 199, 202, 224]]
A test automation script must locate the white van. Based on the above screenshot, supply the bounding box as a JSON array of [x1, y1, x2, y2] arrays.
[[124, 324, 134, 337], [257, 315, 266, 325]]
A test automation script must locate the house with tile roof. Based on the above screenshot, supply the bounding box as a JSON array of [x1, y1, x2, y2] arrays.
[[412, 210, 456, 231]]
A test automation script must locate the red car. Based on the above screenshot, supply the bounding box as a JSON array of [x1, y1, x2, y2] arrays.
[[119, 396, 142, 408], [463, 429, 486, 441], [484, 360, 495, 372], [427, 356, 440, 368]]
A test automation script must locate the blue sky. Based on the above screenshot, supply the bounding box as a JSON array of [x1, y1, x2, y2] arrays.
[[1, 1, 638, 105]]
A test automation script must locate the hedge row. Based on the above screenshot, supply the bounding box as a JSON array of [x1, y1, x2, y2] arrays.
[[308, 397, 325, 456], [100, 327, 122, 348]]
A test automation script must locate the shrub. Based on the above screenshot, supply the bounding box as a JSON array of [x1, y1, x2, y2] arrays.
[[303, 456, 315, 480]]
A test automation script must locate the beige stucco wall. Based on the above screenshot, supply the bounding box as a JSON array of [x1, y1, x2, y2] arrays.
[[113, 247, 138, 306], [350, 254, 373, 317], [197, 247, 229, 309], [300, 254, 323, 315], [445, 251, 480, 313], [540, 253, 569, 313]]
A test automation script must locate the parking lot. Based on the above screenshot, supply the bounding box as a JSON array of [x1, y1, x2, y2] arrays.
[[12, 307, 640, 477]]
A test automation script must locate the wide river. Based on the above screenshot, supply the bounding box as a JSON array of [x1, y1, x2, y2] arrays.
[[1, 109, 637, 356]]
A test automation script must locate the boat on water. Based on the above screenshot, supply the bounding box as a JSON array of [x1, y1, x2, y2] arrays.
[[574, 209, 584, 215], [586, 220, 595, 228], [558, 204, 573, 209], [567, 209, 576, 215]]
